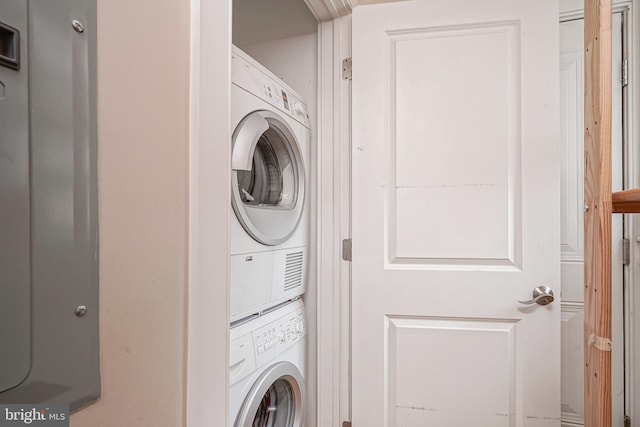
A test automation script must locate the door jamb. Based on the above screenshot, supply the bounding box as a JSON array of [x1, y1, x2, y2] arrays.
[[186, 0, 231, 425], [316, 14, 352, 427]]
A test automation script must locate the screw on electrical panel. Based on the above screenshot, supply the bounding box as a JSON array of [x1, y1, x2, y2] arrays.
[[75, 305, 87, 317], [72, 20, 85, 33]]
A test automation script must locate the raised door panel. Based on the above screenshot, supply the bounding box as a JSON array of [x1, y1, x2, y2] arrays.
[[389, 23, 520, 269], [561, 305, 584, 424], [388, 317, 519, 426]]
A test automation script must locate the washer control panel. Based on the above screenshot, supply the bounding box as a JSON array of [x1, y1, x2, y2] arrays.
[[253, 307, 305, 362]]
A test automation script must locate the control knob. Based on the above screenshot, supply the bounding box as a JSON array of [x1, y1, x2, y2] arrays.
[[293, 102, 305, 117]]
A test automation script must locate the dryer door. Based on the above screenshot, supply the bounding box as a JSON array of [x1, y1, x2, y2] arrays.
[[231, 110, 305, 246], [234, 361, 306, 427]]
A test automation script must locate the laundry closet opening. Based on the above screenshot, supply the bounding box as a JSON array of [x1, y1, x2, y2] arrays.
[[231, 0, 319, 426]]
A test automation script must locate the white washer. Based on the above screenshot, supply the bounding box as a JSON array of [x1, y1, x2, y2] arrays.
[[229, 299, 306, 427], [230, 46, 311, 323]]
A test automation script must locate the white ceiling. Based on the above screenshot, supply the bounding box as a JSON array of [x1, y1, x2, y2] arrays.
[[233, 0, 318, 47]]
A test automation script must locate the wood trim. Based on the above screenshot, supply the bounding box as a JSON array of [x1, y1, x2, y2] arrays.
[[186, 0, 231, 425], [316, 15, 352, 427], [336, 16, 352, 425], [584, 0, 613, 425], [316, 19, 340, 427], [304, 0, 353, 21], [612, 189, 640, 213]]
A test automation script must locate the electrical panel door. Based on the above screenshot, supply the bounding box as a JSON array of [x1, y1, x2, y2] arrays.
[[0, 0, 99, 411], [0, 1, 32, 394]]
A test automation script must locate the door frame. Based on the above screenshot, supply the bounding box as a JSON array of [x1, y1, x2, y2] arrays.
[[316, 14, 353, 427], [187, 1, 352, 426], [620, 1, 640, 424], [186, 0, 231, 426]]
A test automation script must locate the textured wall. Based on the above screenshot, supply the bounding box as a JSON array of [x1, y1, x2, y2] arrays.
[[70, 0, 190, 425]]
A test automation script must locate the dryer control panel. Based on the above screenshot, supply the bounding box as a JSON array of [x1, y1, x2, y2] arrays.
[[262, 82, 309, 126], [232, 46, 311, 129], [262, 82, 288, 112]]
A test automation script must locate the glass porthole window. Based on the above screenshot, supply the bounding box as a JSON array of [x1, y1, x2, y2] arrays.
[[234, 361, 305, 427], [252, 379, 295, 427], [236, 126, 298, 209], [231, 111, 305, 246]]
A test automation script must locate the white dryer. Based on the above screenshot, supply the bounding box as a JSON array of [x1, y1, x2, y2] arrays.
[[229, 299, 306, 427], [230, 46, 311, 323]]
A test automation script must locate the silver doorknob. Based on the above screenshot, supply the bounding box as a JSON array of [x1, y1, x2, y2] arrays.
[[518, 286, 555, 306]]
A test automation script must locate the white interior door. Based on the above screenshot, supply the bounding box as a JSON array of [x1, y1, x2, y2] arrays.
[[351, 1, 560, 425]]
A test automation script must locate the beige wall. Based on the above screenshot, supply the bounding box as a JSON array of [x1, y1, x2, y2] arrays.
[[71, 0, 190, 425]]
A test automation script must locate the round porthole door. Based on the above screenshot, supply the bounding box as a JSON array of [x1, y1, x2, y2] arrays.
[[231, 111, 305, 246], [234, 361, 306, 427]]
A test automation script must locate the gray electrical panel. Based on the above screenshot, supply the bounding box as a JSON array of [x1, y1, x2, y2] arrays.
[[0, 0, 99, 411], [0, 0, 31, 396]]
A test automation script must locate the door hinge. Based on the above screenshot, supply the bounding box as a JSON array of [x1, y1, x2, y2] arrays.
[[625, 415, 631, 427], [342, 57, 352, 81], [622, 58, 628, 87], [342, 422, 352, 427], [623, 238, 631, 265], [342, 238, 352, 261]]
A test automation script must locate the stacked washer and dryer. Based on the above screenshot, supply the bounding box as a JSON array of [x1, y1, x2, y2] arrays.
[[229, 46, 310, 427]]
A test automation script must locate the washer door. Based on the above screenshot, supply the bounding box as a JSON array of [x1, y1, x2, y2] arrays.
[[232, 110, 305, 246], [235, 361, 306, 427]]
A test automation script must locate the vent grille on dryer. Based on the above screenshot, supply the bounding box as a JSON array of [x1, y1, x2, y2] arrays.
[[284, 251, 304, 292]]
